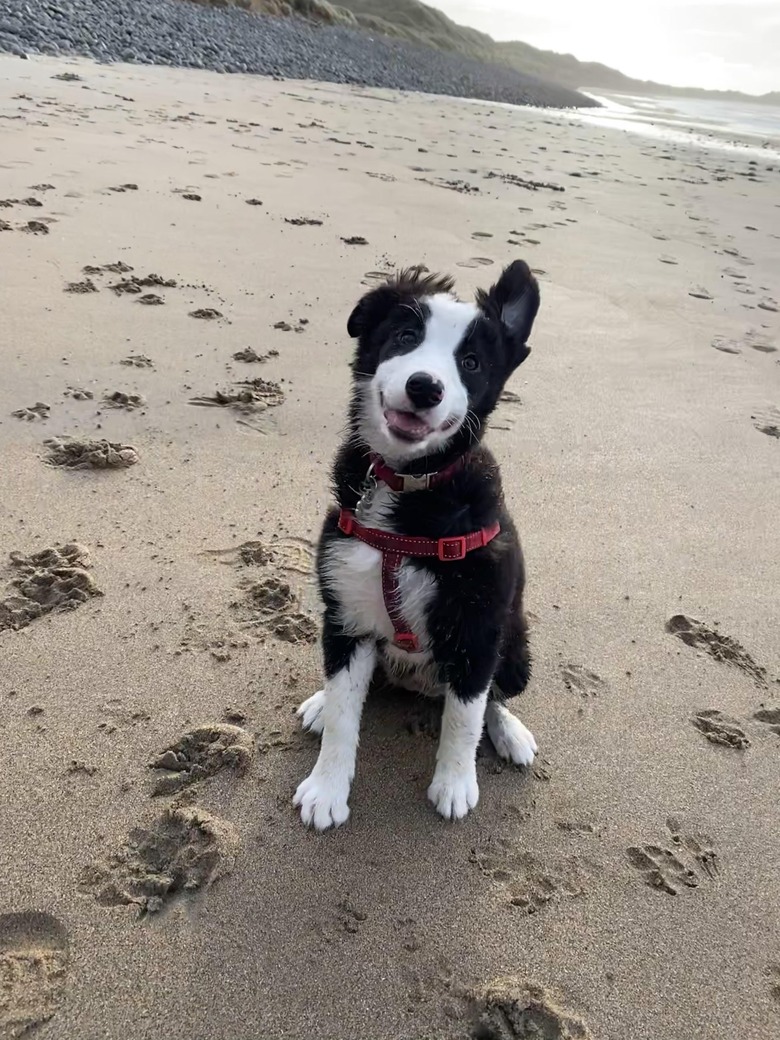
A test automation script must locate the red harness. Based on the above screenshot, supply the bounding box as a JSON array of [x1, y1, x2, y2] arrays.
[[337, 454, 500, 653]]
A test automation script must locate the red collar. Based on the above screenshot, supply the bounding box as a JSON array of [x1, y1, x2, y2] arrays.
[[369, 452, 467, 493]]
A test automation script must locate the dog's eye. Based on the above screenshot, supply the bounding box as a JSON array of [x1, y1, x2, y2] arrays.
[[461, 354, 479, 372], [398, 329, 419, 347]]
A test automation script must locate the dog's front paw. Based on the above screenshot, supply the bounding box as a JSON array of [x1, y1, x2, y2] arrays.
[[428, 767, 479, 821], [487, 705, 537, 767], [293, 769, 351, 831], [296, 689, 325, 735]]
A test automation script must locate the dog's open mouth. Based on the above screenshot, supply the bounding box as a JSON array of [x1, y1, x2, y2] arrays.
[[384, 408, 432, 443]]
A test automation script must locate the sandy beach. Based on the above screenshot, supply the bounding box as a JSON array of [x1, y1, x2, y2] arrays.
[[1, 54, 779, 1040]]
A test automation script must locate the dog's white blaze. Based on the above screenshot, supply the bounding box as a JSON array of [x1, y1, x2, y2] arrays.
[[370, 294, 477, 462]]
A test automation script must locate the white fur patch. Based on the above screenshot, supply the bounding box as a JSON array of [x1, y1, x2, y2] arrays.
[[428, 687, 488, 820], [320, 484, 439, 692], [293, 641, 376, 831], [485, 700, 537, 766]]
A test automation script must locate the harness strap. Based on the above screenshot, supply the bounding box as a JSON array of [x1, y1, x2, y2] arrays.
[[338, 508, 501, 652]]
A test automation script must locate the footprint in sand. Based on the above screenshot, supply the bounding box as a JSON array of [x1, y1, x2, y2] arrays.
[[11, 402, 50, 421], [361, 270, 391, 286], [712, 330, 775, 355], [190, 308, 223, 320], [754, 707, 780, 735], [665, 614, 768, 687], [766, 964, 780, 1004], [120, 354, 154, 368], [0, 911, 69, 1039], [81, 806, 238, 916], [233, 347, 271, 363], [751, 407, 780, 439], [469, 977, 592, 1040], [745, 330, 777, 354], [627, 817, 718, 896], [284, 216, 323, 227], [690, 709, 750, 749], [456, 258, 494, 269], [43, 437, 139, 469], [689, 286, 714, 300], [471, 231, 493, 240], [103, 391, 145, 410], [711, 336, 742, 354], [203, 536, 315, 576], [490, 389, 523, 431], [470, 838, 591, 914], [150, 724, 255, 796], [64, 278, 98, 294], [560, 664, 607, 698], [82, 261, 132, 276], [0, 543, 102, 633], [188, 379, 284, 427], [234, 575, 317, 644]]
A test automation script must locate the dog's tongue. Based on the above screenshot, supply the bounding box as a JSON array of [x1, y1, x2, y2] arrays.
[[385, 409, 430, 441]]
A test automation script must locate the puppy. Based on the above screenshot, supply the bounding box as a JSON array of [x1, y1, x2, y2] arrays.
[[294, 260, 540, 830]]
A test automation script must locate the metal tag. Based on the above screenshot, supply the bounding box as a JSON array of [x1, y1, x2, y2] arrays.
[[355, 472, 378, 520]]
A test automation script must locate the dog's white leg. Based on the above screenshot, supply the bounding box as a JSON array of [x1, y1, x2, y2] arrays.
[[428, 686, 488, 820], [293, 640, 376, 831], [485, 699, 537, 766]]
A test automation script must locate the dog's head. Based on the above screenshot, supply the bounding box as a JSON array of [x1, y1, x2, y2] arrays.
[[347, 261, 540, 464]]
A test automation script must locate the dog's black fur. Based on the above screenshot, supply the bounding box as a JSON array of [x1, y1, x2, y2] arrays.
[[317, 260, 540, 706]]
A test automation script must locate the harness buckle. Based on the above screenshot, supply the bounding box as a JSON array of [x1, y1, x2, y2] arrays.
[[437, 535, 468, 561], [393, 632, 421, 653], [401, 472, 432, 492]]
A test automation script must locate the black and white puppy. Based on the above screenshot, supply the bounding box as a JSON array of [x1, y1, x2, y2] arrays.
[[293, 260, 540, 830]]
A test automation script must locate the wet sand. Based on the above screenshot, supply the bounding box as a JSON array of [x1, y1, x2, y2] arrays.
[[1, 55, 779, 1040]]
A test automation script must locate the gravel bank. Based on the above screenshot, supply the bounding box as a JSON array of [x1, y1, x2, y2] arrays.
[[0, 0, 595, 108]]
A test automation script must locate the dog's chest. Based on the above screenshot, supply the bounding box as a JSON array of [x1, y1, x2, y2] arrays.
[[322, 486, 437, 649]]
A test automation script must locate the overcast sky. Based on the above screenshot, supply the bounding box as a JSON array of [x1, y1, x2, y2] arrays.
[[427, 1, 779, 95]]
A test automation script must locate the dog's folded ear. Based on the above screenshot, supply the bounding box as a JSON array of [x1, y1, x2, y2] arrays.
[[478, 260, 540, 368], [347, 286, 398, 339], [348, 268, 456, 339]]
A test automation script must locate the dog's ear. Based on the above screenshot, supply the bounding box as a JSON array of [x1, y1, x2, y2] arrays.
[[348, 267, 454, 339], [347, 286, 399, 339], [478, 260, 540, 368]]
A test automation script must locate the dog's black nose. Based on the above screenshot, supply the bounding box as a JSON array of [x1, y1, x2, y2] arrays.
[[406, 372, 444, 409]]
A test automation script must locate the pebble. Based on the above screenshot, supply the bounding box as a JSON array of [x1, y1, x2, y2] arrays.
[[0, 0, 594, 109]]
